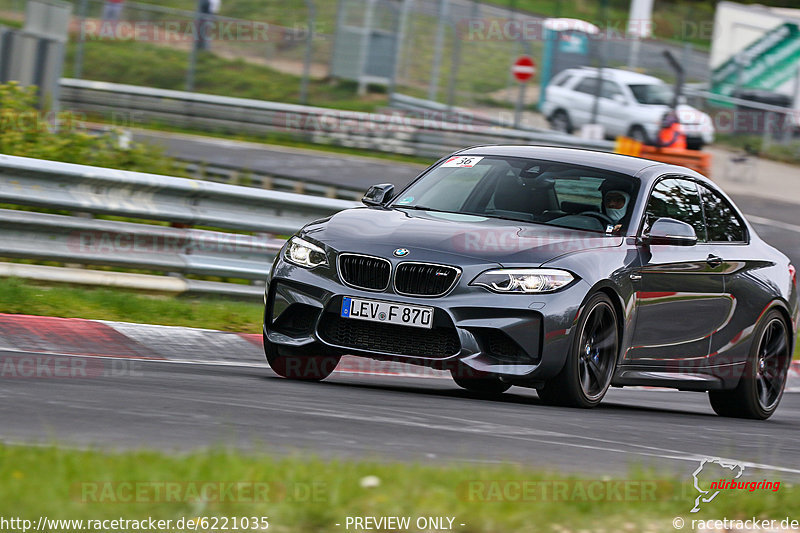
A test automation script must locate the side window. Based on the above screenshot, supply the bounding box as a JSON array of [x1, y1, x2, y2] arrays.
[[600, 80, 623, 100], [551, 73, 572, 87], [644, 178, 707, 242], [553, 177, 604, 211], [698, 185, 747, 243], [574, 77, 598, 95]]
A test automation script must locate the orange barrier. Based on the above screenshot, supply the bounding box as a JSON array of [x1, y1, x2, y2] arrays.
[[614, 136, 712, 177]]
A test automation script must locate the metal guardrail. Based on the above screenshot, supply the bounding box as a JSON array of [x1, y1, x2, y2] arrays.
[[175, 159, 363, 201], [0, 154, 357, 234], [0, 154, 359, 297], [59, 79, 616, 159], [0, 208, 281, 280]]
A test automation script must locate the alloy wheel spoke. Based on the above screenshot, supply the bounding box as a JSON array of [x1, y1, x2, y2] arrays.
[[765, 327, 787, 357], [586, 356, 605, 384], [757, 377, 771, 407], [579, 361, 592, 392], [593, 329, 616, 350], [586, 310, 602, 338]]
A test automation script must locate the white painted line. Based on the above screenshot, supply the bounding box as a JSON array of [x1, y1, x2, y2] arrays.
[[746, 214, 800, 234]]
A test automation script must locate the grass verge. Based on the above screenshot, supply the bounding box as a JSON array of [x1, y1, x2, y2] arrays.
[[0, 278, 262, 333], [65, 39, 384, 112], [1, 443, 797, 532], [715, 133, 800, 167]]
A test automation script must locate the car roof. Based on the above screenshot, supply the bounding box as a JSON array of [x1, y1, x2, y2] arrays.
[[455, 145, 672, 177], [564, 67, 664, 85]]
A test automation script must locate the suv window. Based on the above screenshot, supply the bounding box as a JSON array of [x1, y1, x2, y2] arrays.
[[644, 178, 707, 242], [574, 77, 623, 100], [601, 80, 623, 99], [698, 184, 747, 242], [574, 77, 598, 95], [551, 73, 572, 87]]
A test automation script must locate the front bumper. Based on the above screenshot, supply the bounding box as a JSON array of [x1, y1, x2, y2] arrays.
[[264, 259, 588, 383]]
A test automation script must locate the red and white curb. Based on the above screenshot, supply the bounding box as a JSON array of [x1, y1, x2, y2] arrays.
[[0, 313, 797, 389], [0, 314, 450, 379]]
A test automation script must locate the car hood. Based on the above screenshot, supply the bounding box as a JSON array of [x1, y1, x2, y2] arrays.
[[303, 207, 623, 266]]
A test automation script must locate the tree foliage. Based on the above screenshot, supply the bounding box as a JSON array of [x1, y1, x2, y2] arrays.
[[0, 82, 177, 175]]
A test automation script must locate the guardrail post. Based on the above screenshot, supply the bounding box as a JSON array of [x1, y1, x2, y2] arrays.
[[427, 0, 449, 102], [186, 0, 203, 91], [300, 0, 316, 105], [73, 0, 89, 78], [356, 0, 377, 96]]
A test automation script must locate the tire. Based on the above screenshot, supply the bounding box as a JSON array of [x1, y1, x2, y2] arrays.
[[537, 293, 619, 408], [451, 366, 511, 395], [264, 334, 340, 381], [685, 136, 704, 151], [709, 310, 791, 420], [550, 110, 573, 134], [628, 125, 649, 144]]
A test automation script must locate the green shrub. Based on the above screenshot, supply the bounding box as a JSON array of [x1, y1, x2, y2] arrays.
[[0, 82, 177, 174]]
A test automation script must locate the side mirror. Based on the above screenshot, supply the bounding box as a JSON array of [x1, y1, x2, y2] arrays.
[[362, 183, 395, 206], [612, 94, 627, 105], [642, 217, 697, 246]]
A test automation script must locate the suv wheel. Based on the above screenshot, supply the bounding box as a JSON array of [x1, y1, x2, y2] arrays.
[[628, 125, 649, 144], [550, 110, 572, 134]]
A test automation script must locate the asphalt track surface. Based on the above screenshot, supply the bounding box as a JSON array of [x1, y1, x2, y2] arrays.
[[2, 350, 799, 481]]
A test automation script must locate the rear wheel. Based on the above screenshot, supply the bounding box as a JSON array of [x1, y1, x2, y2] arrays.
[[709, 310, 791, 420], [537, 293, 619, 408], [452, 366, 510, 395], [264, 335, 340, 381], [550, 110, 572, 134]]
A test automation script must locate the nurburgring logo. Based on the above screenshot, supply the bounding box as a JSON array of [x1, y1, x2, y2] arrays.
[[690, 457, 781, 513]]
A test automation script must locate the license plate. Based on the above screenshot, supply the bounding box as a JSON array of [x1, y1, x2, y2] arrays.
[[340, 297, 433, 329]]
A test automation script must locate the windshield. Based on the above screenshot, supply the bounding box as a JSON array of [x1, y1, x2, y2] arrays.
[[390, 156, 639, 233], [628, 83, 673, 105]]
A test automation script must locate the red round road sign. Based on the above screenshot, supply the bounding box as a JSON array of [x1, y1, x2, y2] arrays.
[[512, 56, 536, 82]]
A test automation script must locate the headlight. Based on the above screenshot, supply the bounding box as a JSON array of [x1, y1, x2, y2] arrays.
[[470, 269, 574, 293], [284, 237, 328, 268]]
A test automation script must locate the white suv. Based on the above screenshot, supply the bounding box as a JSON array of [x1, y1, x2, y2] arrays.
[[541, 67, 714, 149]]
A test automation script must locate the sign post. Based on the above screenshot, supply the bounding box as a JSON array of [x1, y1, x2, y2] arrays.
[[512, 56, 536, 129]]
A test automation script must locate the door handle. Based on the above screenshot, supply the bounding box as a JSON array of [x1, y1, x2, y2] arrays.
[[707, 254, 723, 268]]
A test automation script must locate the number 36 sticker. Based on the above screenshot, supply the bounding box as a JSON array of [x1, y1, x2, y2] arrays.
[[441, 156, 484, 168]]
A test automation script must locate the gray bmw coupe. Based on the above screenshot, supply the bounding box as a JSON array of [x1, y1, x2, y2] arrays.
[[263, 146, 798, 419]]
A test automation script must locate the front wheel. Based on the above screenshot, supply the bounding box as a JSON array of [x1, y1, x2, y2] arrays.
[[537, 293, 619, 408], [264, 335, 340, 381], [709, 310, 791, 420], [628, 125, 649, 144]]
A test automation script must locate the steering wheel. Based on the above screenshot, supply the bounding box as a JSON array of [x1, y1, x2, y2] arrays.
[[579, 210, 614, 225]]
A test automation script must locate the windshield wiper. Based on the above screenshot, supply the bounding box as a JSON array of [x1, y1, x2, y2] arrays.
[[395, 205, 450, 213]]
